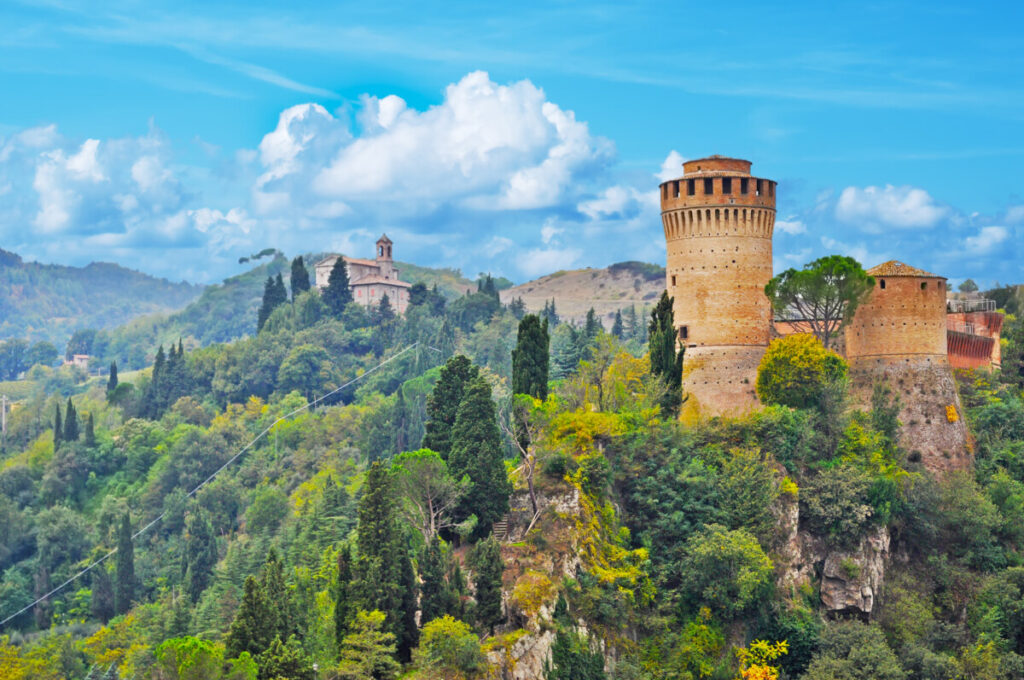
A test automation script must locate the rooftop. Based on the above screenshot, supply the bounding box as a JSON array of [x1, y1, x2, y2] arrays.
[[867, 260, 943, 278]]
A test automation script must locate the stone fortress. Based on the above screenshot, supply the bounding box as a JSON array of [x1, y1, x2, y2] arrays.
[[660, 155, 999, 471]]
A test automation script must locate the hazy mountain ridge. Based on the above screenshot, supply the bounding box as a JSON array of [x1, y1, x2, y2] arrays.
[[0, 249, 202, 346]]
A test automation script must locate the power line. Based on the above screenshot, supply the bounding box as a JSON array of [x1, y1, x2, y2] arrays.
[[1, 341, 439, 629]]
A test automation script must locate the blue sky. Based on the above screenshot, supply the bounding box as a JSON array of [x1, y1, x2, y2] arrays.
[[1, 0, 1022, 287]]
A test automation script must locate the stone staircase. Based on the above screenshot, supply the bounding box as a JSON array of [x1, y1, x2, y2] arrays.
[[492, 514, 510, 541]]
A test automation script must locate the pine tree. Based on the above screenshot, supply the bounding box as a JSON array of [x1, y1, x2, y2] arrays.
[[115, 513, 135, 615], [419, 535, 446, 626], [512, 314, 550, 400], [260, 548, 294, 642], [184, 509, 217, 602], [648, 291, 685, 415], [53, 402, 62, 449], [291, 256, 311, 300], [623, 305, 638, 341], [449, 376, 512, 537], [257, 635, 315, 680], [63, 397, 78, 442], [226, 575, 276, 659], [611, 310, 624, 339], [106, 361, 118, 398], [323, 257, 353, 318], [90, 564, 115, 623], [473, 535, 504, 633], [84, 413, 96, 447], [423, 355, 480, 458], [335, 545, 355, 647]]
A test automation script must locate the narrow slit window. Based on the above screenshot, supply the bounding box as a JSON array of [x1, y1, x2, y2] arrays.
[[704, 178, 713, 195], [679, 326, 689, 340], [880, 279, 886, 289], [768, 182, 774, 197], [671, 274, 677, 286]]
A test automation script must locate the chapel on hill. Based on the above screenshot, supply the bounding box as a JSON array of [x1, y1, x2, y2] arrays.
[[315, 234, 412, 313]]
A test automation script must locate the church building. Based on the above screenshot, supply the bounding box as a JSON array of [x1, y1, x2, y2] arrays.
[[315, 234, 412, 313]]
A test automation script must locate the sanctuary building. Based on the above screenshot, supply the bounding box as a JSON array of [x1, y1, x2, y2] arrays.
[[315, 234, 412, 313]]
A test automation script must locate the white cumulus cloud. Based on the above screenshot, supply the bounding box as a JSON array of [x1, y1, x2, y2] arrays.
[[963, 225, 1009, 254], [836, 184, 949, 229]]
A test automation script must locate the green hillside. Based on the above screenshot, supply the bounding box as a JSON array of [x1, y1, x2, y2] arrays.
[[0, 249, 201, 346]]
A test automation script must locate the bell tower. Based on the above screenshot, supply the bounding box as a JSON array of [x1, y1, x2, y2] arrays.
[[659, 155, 776, 416]]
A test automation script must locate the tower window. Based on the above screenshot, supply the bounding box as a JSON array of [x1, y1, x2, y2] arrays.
[[921, 281, 927, 290], [880, 279, 886, 289], [703, 178, 713, 195], [673, 181, 680, 198], [740, 178, 749, 194], [679, 326, 689, 340], [687, 179, 695, 196], [671, 275, 677, 286], [722, 177, 732, 194], [756, 180, 763, 196]]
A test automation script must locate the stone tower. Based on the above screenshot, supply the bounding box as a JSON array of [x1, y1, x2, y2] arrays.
[[659, 155, 776, 416], [845, 261, 970, 471]]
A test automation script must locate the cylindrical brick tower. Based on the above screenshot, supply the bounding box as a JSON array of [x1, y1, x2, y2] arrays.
[[660, 155, 776, 416], [845, 261, 970, 471]]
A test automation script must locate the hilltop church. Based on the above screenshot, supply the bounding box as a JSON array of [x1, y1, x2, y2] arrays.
[[315, 234, 412, 313]]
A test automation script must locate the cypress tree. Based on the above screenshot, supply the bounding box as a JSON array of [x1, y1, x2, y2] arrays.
[[323, 257, 353, 317], [53, 402, 62, 449], [584, 308, 602, 340], [143, 344, 166, 418], [335, 545, 355, 647], [352, 461, 415, 661], [422, 355, 479, 458], [115, 513, 135, 615], [449, 375, 512, 537], [257, 276, 276, 331], [624, 305, 638, 340], [226, 575, 276, 659], [398, 538, 419, 660], [648, 291, 685, 415], [376, 293, 395, 324], [106, 361, 118, 397], [84, 413, 96, 447], [90, 564, 115, 623], [419, 535, 445, 626], [63, 397, 78, 442], [473, 535, 504, 633], [611, 310, 624, 339], [184, 509, 217, 602], [273, 273, 288, 308], [290, 256, 311, 299], [512, 314, 550, 400]]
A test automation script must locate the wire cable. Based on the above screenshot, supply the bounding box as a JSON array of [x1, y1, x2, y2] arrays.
[[1, 341, 437, 629]]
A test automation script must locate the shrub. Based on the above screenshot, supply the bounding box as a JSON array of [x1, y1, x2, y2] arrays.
[[756, 335, 847, 410]]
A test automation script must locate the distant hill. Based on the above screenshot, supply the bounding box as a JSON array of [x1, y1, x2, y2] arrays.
[[499, 260, 666, 327], [0, 249, 202, 346], [93, 255, 483, 369], [94, 254, 292, 368]]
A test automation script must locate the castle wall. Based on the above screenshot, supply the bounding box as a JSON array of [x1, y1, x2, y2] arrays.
[[947, 311, 1003, 368], [846, 276, 948, 359]]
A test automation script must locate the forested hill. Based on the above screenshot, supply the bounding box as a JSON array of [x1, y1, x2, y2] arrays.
[[89, 256, 481, 369], [0, 249, 201, 346]]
